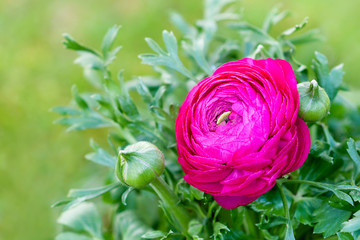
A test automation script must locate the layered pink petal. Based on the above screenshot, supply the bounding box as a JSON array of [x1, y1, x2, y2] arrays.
[[175, 58, 311, 209]]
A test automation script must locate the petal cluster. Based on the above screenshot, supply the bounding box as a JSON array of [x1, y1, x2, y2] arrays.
[[175, 58, 311, 209]]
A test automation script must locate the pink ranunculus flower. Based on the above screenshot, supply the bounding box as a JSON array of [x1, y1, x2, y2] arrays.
[[175, 58, 311, 209]]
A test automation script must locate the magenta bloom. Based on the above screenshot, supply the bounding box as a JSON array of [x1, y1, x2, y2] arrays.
[[175, 58, 311, 209]]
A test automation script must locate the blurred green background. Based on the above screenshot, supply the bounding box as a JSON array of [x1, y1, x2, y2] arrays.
[[0, 0, 359, 239]]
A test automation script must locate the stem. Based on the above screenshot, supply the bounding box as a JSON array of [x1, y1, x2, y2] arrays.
[[278, 179, 327, 187], [277, 182, 290, 219], [243, 207, 257, 238], [150, 177, 190, 235]]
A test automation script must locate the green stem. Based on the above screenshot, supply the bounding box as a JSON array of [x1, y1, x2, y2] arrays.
[[150, 177, 190, 235], [243, 207, 257, 238], [278, 179, 328, 188], [277, 182, 290, 219]]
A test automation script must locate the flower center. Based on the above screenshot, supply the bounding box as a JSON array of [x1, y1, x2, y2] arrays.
[[216, 111, 231, 125]]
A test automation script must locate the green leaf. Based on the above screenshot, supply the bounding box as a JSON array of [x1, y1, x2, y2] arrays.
[[318, 183, 354, 206], [85, 140, 117, 168], [213, 222, 230, 240], [170, 12, 196, 38], [288, 29, 323, 45], [74, 51, 105, 71], [141, 230, 166, 239], [55, 112, 116, 131], [295, 198, 323, 225], [101, 25, 121, 56], [223, 230, 252, 240], [182, 39, 213, 75], [284, 220, 295, 240], [51, 106, 81, 116], [280, 17, 308, 38], [139, 31, 193, 79], [63, 33, 99, 56], [312, 51, 344, 101], [229, 22, 274, 44], [113, 210, 151, 240], [72, 85, 89, 110], [51, 199, 72, 208], [342, 210, 360, 233], [337, 232, 354, 240], [251, 189, 284, 216], [347, 138, 360, 177], [57, 202, 103, 239], [256, 215, 287, 230], [162, 30, 178, 57], [63, 183, 122, 209], [188, 220, 203, 236], [262, 6, 290, 32], [190, 186, 204, 200], [137, 78, 153, 104], [55, 232, 93, 240], [313, 202, 351, 237]]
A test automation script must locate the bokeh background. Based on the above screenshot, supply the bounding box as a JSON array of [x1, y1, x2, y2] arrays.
[[0, 0, 359, 239]]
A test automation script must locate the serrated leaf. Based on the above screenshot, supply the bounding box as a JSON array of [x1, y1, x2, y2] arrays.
[[74, 51, 105, 71], [312, 51, 344, 101], [257, 215, 287, 230], [342, 210, 360, 233], [140, 32, 193, 79], [55, 112, 116, 131], [101, 25, 121, 56], [153, 86, 167, 106], [337, 232, 354, 240], [280, 17, 308, 37], [162, 30, 178, 57], [72, 85, 89, 110], [229, 22, 274, 43], [313, 202, 351, 238], [141, 230, 166, 239], [63, 33, 99, 56], [86, 140, 117, 168], [55, 232, 93, 240], [145, 38, 167, 55], [137, 78, 153, 104], [289, 29, 323, 45], [184, 42, 213, 75], [295, 198, 323, 225], [347, 138, 360, 177], [67, 182, 121, 201], [51, 106, 81, 116], [190, 186, 204, 200], [213, 222, 230, 240], [251, 189, 284, 216], [188, 220, 203, 236], [113, 210, 151, 240], [57, 202, 103, 239], [170, 12, 196, 38], [263, 6, 290, 33]]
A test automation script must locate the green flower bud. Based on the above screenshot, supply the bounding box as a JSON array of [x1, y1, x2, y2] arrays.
[[116, 141, 165, 188], [297, 80, 330, 122]]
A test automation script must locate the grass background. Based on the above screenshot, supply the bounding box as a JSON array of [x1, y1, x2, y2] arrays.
[[0, 0, 359, 239]]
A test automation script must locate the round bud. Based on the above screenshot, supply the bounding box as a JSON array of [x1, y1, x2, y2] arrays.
[[116, 141, 165, 188], [297, 80, 330, 122]]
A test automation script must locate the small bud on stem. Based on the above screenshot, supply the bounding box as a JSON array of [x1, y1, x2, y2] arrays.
[[116, 141, 190, 235], [297, 80, 330, 122]]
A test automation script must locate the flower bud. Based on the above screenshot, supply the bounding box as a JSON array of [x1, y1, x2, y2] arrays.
[[297, 80, 330, 122], [116, 141, 165, 188]]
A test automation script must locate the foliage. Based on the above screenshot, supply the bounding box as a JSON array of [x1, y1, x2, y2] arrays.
[[53, 0, 360, 239]]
